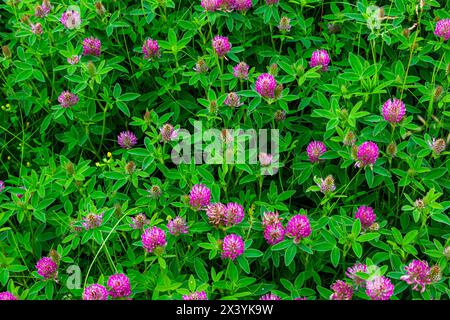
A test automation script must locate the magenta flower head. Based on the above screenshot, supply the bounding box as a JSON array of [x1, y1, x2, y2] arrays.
[[36, 257, 58, 280], [306, 141, 326, 163], [118, 131, 137, 149], [201, 0, 219, 12], [0, 180, 5, 193], [233, 62, 249, 79], [160, 123, 178, 142], [107, 273, 131, 299], [354, 206, 376, 229], [259, 152, 273, 167], [224, 202, 244, 226], [167, 216, 189, 236], [82, 37, 101, 56], [142, 38, 160, 60], [83, 284, 109, 300], [142, 226, 167, 254], [206, 202, 226, 227], [434, 19, 450, 41], [255, 73, 276, 98], [183, 291, 208, 300], [400, 260, 432, 293], [365, 276, 394, 300], [346, 263, 368, 288], [260, 293, 281, 300], [310, 49, 330, 71], [212, 35, 231, 57], [233, 0, 252, 11], [356, 141, 379, 168], [189, 183, 211, 209], [382, 98, 406, 123], [67, 55, 80, 65], [130, 213, 150, 230], [224, 92, 243, 108], [330, 280, 353, 300], [0, 292, 17, 300], [286, 214, 311, 243], [264, 223, 285, 245], [82, 213, 103, 230], [221, 234, 245, 260], [58, 91, 79, 108], [61, 10, 81, 29], [31, 23, 43, 35]]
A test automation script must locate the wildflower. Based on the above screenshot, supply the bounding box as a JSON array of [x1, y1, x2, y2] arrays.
[[189, 184, 211, 209], [183, 291, 208, 300], [355, 206, 376, 229], [356, 141, 379, 168], [221, 234, 245, 260], [117, 131, 137, 149], [382, 98, 405, 124], [58, 91, 79, 108], [82, 37, 101, 56], [224, 202, 244, 226], [400, 260, 432, 293], [141, 226, 167, 253], [306, 141, 326, 163], [0, 180, 5, 193], [36, 257, 58, 280], [61, 10, 81, 29], [206, 202, 226, 227], [274, 84, 284, 99], [224, 92, 243, 108], [264, 223, 285, 245], [309, 49, 330, 72], [330, 280, 353, 300], [31, 23, 43, 35], [365, 276, 394, 300], [433, 85, 444, 102], [259, 152, 273, 167], [285, 214, 312, 243], [265, 0, 279, 5], [130, 213, 150, 230], [318, 175, 336, 194], [167, 216, 189, 236], [212, 36, 231, 57], [82, 213, 103, 230], [262, 211, 283, 227], [278, 16, 291, 32], [255, 73, 276, 98], [346, 263, 368, 288], [434, 19, 450, 41], [428, 138, 446, 155], [160, 123, 178, 142], [107, 274, 131, 299], [149, 185, 162, 198], [142, 38, 160, 60], [2, 45, 11, 59], [49, 249, 61, 265], [0, 292, 17, 300], [233, 62, 249, 79], [83, 284, 109, 300], [35, 1, 51, 18], [201, 0, 219, 12], [67, 55, 80, 65], [260, 293, 281, 300], [194, 58, 209, 73], [233, 0, 252, 11]]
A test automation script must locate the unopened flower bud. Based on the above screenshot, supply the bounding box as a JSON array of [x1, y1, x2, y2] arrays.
[[125, 161, 136, 174], [278, 16, 291, 32], [274, 109, 286, 122], [49, 249, 61, 264], [434, 85, 444, 102], [95, 2, 106, 15], [114, 203, 122, 218], [429, 265, 442, 283], [209, 100, 218, 114], [2, 45, 12, 59], [21, 15, 31, 24], [343, 131, 357, 146], [66, 162, 75, 175], [269, 63, 278, 76], [414, 199, 425, 210], [386, 142, 397, 158], [149, 185, 162, 198], [274, 84, 283, 99], [402, 28, 410, 38], [327, 23, 341, 34], [368, 222, 379, 232], [144, 110, 151, 123], [87, 60, 96, 77]]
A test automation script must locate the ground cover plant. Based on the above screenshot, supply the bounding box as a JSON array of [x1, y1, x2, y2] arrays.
[[0, 0, 449, 301]]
